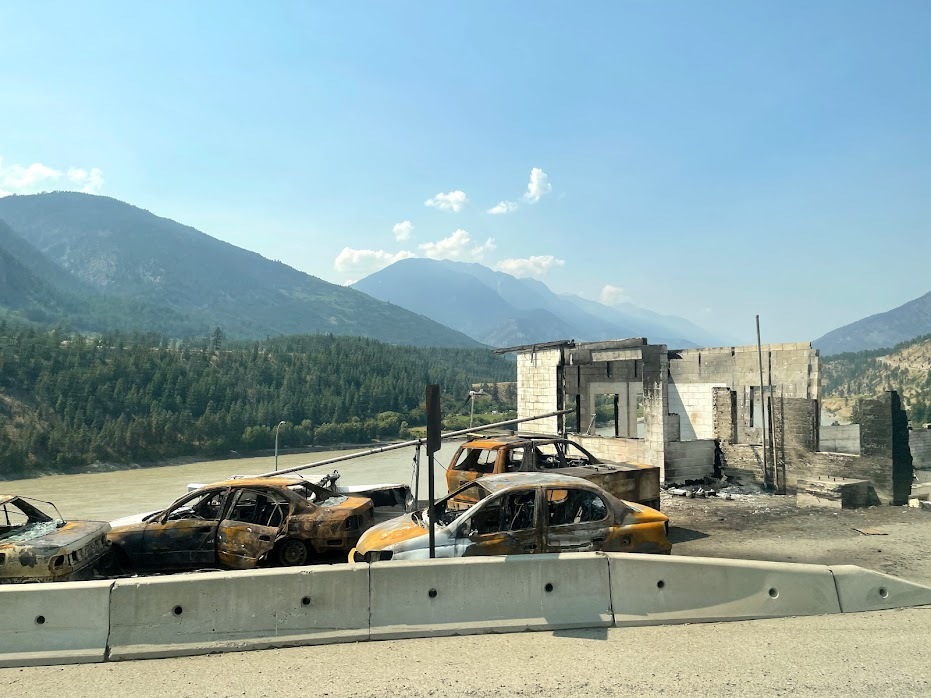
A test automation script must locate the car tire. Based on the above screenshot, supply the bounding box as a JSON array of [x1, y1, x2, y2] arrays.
[[97, 546, 129, 577], [276, 538, 310, 567]]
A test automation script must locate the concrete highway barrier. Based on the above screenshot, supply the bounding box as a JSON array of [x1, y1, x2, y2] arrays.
[[107, 565, 369, 661], [2, 554, 930, 667], [830, 564, 931, 613], [0, 579, 114, 668], [607, 554, 842, 625], [369, 553, 613, 639]]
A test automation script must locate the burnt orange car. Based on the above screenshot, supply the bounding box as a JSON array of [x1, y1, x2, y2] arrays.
[[446, 434, 661, 511], [106, 477, 374, 572], [351, 472, 671, 562]]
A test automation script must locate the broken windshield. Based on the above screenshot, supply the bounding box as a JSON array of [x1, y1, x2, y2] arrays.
[[0, 497, 61, 541], [424, 481, 492, 527]]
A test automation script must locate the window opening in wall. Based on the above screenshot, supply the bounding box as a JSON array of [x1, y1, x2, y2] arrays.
[[749, 386, 772, 444], [594, 394, 619, 437]]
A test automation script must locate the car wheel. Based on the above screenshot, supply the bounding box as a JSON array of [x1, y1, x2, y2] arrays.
[[277, 538, 310, 566], [97, 546, 128, 577]]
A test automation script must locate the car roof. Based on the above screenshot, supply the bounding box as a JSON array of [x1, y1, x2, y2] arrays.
[[194, 477, 310, 490], [463, 434, 566, 448], [476, 472, 598, 493]]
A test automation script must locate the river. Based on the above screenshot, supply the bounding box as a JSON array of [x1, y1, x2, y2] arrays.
[[5, 443, 457, 522]]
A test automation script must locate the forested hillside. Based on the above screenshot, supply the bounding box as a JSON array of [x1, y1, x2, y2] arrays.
[[0, 326, 516, 478], [822, 333, 931, 424]]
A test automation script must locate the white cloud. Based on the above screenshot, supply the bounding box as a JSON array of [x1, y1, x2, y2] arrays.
[[0, 156, 104, 197], [67, 167, 105, 194], [523, 167, 552, 203], [471, 237, 497, 259], [600, 284, 629, 306], [424, 190, 468, 213], [495, 255, 565, 279], [487, 200, 518, 215], [419, 229, 473, 260], [391, 220, 413, 241], [333, 247, 415, 276]]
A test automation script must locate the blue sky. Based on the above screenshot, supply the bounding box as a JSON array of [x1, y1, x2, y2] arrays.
[[1, 2, 929, 345]]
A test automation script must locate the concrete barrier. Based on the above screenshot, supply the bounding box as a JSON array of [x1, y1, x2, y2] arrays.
[[107, 565, 369, 661], [830, 565, 931, 613], [0, 580, 113, 667], [4, 554, 931, 668], [369, 553, 613, 639], [607, 553, 841, 625]]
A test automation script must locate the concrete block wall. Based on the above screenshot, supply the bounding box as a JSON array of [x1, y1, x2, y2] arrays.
[[571, 435, 646, 464], [713, 387, 737, 444], [668, 382, 728, 440], [718, 443, 765, 483], [727, 393, 914, 504], [640, 344, 669, 481], [670, 343, 820, 447], [517, 348, 563, 435], [911, 429, 931, 471], [820, 425, 862, 455], [665, 440, 716, 482]]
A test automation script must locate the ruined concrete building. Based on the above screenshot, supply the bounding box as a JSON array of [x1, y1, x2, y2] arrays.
[[503, 338, 914, 505]]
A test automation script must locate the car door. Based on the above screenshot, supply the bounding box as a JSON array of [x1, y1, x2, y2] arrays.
[[139, 488, 229, 570], [446, 446, 500, 506], [216, 487, 289, 569], [454, 488, 542, 556], [542, 487, 613, 553]]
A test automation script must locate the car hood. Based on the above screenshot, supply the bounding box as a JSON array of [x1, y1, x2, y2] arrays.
[[354, 513, 431, 554], [0, 520, 109, 548]]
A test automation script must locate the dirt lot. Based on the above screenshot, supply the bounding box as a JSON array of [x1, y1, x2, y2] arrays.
[[664, 489, 931, 585]]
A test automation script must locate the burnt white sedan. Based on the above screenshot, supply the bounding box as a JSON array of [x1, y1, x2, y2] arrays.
[[350, 472, 671, 563]]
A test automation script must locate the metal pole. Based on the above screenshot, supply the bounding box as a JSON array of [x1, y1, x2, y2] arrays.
[[412, 442, 421, 509], [425, 384, 441, 560], [428, 450, 436, 558], [469, 395, 475, 429], [756, 315, 771, 489], [256, 407, 573, 478], [768, 351, 783, 494], [274, 420, 285, 472]]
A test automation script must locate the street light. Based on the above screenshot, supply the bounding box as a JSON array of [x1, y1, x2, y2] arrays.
[[274, 420, 286, 472], [467, 389, 487, 429]]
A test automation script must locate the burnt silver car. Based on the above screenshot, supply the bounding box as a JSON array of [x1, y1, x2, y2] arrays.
[[0, 495, 110, 583]]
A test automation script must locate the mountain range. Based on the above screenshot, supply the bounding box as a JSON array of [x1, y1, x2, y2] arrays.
[[352, 258, 721, 348], [0, 192, 479, 347], [814, 291, 931, 355]]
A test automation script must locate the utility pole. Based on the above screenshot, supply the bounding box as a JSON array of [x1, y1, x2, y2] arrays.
[[756, 316, 772, 489], [274, 420, 286, 472]]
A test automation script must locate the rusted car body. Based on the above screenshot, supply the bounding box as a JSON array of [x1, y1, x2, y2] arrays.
[[350, 472, 671, 562], [107, 477, 374, 572], [0, 495, 110, 583], [446, 434, 661, 511]]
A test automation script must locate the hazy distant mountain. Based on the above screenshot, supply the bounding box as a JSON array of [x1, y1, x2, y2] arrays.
[[814, 291, 931, 355], [352, 258, 716, 347], [0, 192, 481, 347], [0, 219, 207, 334]]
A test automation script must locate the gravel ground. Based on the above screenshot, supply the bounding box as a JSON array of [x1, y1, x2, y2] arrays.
[[5, 491, 931, 697]]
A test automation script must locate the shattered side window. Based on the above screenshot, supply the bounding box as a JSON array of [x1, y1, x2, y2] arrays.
[[452, 447, 498, 474], [226, 489, 289, 528], [166, 490, 226, 522], [535, 443, 561, 470], [546, 488, 608, 526]]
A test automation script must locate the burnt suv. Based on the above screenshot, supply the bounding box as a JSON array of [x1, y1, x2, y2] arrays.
[[446, 434, 660, 511]]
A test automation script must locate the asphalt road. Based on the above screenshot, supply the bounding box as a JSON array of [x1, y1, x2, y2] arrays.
[[4, 609, 929, 697]]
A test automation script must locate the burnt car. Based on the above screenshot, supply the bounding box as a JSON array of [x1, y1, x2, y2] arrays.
[[350, 472, 671, 562], [446, 434, 661, 510], [106, 477, 374, 573], [0, 495, 110, 583]]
